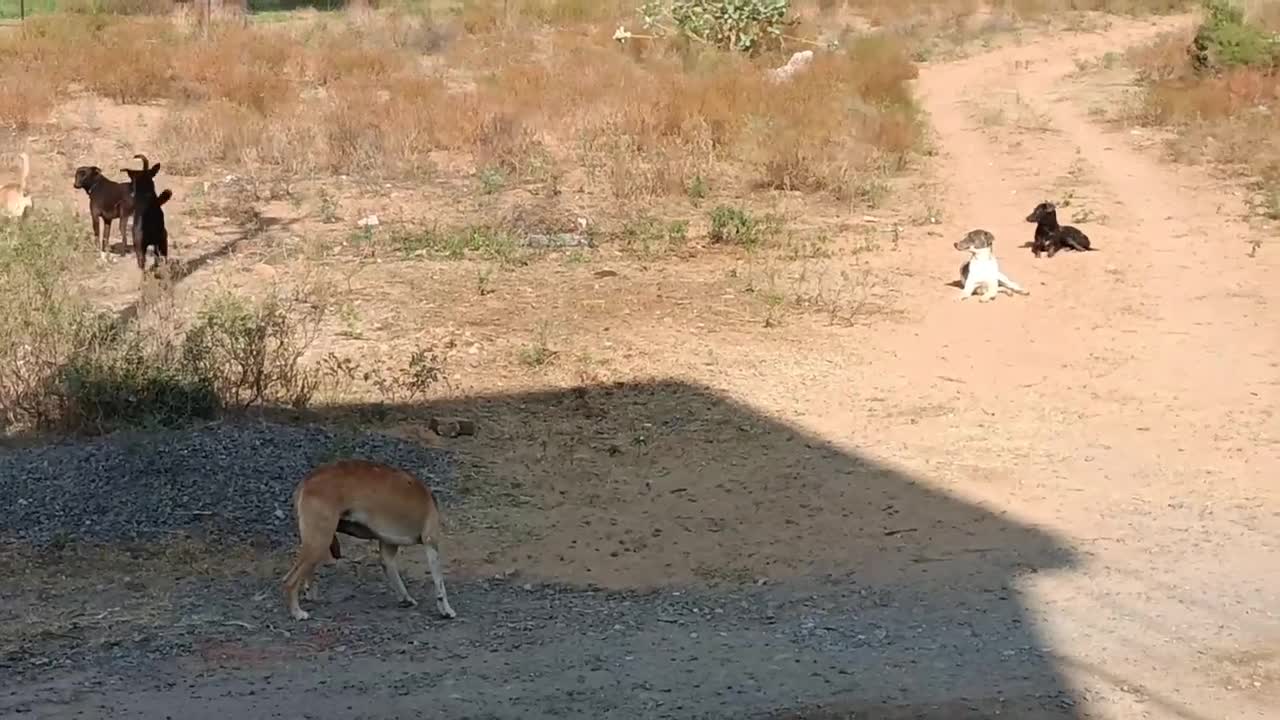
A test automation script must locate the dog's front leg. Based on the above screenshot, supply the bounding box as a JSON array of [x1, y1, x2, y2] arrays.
[[957, 271, 980, 300], [998, 272, 1028, 296], [92, 215, 104, 258], [979, 280, 1000, 302], [102, 218, 114, 259]]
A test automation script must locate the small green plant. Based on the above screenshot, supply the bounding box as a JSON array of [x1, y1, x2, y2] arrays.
[[686, 174, 709, 204], [318, 189, 340, 224], [314, 346, 449, 405], [617, 215, 689, 257], [518, 321, 557, 368], [387, 224, 520, 263], [476, 166, 507, 195], [707, 205, 779, 247], [361, 346, 448, 403], [180, 290, 328, 411], [337, 301, 364, 340], [476, 266, 495, 296], [348, 226, 378, 257], [1247, 180, 1280, 222]]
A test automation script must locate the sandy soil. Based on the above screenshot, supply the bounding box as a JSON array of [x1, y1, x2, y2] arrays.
[[2, 11, 1278, 720]]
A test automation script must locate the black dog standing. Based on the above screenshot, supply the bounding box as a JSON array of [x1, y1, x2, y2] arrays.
[[122, 154, 173, 273], [1025, 201, 1094, 258]]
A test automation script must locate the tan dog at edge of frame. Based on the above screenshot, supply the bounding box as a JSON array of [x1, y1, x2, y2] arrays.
[[1, 152, 33, 219], [282, 459, 458, 622]]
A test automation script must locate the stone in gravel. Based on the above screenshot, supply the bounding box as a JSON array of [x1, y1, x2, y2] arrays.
[[427, 417, 477, 438]]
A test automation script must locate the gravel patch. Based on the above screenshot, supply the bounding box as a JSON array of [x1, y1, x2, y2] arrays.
[[2, 572, 1081, 719], [0, 421, 456, 547]]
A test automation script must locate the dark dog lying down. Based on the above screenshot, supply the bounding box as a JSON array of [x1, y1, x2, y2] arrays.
[[1025, 201, 1095, 258]]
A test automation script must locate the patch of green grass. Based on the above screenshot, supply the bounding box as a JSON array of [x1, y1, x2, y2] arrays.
[[0, 0, 59, 19], [317, 189, 340, 224], [616, 214, 689, 258], [686, 174, 709, 204], [382, 224, 523, 263], [476, 166, 507, 195], [0, 212, 332, 433], [1191, 0, 1280, 72], [707, 205, 782, 248]]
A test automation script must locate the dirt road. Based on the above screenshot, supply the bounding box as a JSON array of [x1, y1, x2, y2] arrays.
[[4, 12, 1278, 720]]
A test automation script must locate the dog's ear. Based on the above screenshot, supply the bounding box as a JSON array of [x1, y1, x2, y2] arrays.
[[147, 163, 161, 178]]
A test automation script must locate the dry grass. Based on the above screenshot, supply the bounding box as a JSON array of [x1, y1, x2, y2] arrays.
[[0, 0, 1226, 437], [805, 0, 1187, 29], [1124, 6, 1280, 215], [0, 5, 924, 203]]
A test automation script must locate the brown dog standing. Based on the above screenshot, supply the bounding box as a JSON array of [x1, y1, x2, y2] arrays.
[[74, 165, 134, 258], [282, 459, 459, 622]]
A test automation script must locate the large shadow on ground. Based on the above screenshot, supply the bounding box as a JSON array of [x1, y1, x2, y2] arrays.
[[0, 380, 1084, 719], [355, 380, 1083, 718]]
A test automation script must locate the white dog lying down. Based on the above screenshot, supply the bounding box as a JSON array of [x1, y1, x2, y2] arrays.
[[954, 229, 1029, 302]]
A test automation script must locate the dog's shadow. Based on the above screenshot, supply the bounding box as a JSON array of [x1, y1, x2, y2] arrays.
[[943, 280, 964, 289]]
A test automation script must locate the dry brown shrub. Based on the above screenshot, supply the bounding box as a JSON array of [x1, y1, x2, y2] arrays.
[[0, 5, 925, 200], [0, 75, 56, 130], [458, 0, 627, 33], [308, 36, 410, 86], [173, 27, 304, 113], [156, 100, 266, 173], [1126, 25, 1280, 195], [1250, 0, 1280, 32]]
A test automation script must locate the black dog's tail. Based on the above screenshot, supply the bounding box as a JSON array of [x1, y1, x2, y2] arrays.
[[156, 189, 173, 207], [134, 154, 150, 171]]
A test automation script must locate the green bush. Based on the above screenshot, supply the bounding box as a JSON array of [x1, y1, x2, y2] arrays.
[[0, 212, 97, 430], [58, 337, 221, 431], [707, 204, 779, 247], [1190, 0, 1280, 73], [0, 212, 331, 433], [0, 211, 454, 435], [181, 291, 326, 412], [640, 0, 794, 54]]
